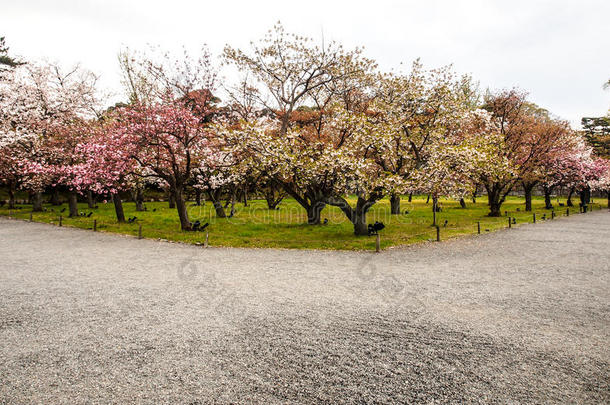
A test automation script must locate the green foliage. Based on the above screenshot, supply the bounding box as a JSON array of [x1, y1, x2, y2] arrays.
[[581, 116, 610, 158], [522, 101, 550, 119], [0, 37, 24, 69]]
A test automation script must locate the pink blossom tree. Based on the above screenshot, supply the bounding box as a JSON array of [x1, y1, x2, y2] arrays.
[[519, 117, 574, 210], [72, 120, 137, 222], [115, 102, 218, 230], [590, 158, 610, 208], [0, 61, 99, 210], [475, 90, 576, 216]]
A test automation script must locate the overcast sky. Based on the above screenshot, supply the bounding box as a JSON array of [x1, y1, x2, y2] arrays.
[[3, 0, 609, 127]]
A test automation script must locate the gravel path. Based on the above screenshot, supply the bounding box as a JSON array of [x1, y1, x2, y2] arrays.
[[0, 212, 609, 404]]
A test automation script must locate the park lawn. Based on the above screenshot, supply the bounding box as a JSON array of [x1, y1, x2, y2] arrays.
[[0, 195, 595, 251]]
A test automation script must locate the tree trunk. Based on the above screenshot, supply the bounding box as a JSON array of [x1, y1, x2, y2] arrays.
[[543, 186, 553, 209], [87, 190, 95, 208], [489, 201, 502, 217], [459, 198, 466, 209], [523, 183, 534, 212], [566, 188, 574, 207], [68, 191, 79, 217], [50, 188, 61, 206], [306, 201, 325, 225], [582, 187, 591, 205], [486, 184, 503, 217], [213, 200, 226, 218], [133, 188, 145, 212], [265, 193, 278, 210], [472, 185, 478, 204], [168, 193, 176, 209], [112, 193, 125, 223], [390, 194, 400, 215], [607, 191, 609, 209], [579, 188, 591, 207], [426, 194, 430, 204], [195, 189, 202, 206], [173, 187, 191, 231], [31, 192, 43, 212], [264, 183, 285, 210], [352, 210, 368, 236], [352, 197, 377, 236], [208, 190, 226, 218], [265, 189, 283, 210], [229, 192, 236, 217], [243, 186, 248, 207], [326, 195, 377, 235], [432, 196, 438, 226], [408, 193, 412, 203], [7, 184, 16, 209], [277, 181, 327, 225]]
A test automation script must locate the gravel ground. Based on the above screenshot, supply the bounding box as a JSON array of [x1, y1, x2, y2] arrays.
[[0, 212, 609, 404]]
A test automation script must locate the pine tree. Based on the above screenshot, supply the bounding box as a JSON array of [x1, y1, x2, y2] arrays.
[[0, 37, 24, 71]]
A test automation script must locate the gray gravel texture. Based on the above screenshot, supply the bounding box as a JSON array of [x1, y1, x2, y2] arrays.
[[0, 212, 609, 404]]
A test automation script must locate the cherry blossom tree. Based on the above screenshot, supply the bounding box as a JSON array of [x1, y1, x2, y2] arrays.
[[474, 90, 574, 216], [590, 158, 610, 208], [72, 119, 138, 222], [413, 135, 482, 225], [39, 119, 94, 217], [579, 156, 610, 207], [371, 61, 479, 215], [116, 45, 223, 217], [0, 61, 99, 210], [0, 133, 45, 209], [114, 102, 219, 230], [320, 108, 403, 235], [223, 23, 377, 224], [226, 101, 403, 235], [518, 116, 574, 210]]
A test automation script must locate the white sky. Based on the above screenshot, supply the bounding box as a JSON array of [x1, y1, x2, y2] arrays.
[[3, 0, 609, 127]]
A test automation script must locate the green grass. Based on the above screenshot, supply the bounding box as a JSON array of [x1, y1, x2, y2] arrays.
[[0, 195, 603, 250]]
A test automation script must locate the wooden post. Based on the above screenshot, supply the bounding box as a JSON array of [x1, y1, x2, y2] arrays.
[[138, 224, 142, 239], [436, 225, 440, 242], [508, 217, 511, 228], [533, 213, 536, 223], [566, 208, 569, 217], [375, 233, 380, 253], [477, 221, 481, 234], [93, 219, 97, 232], [59, 216, 62, 227], [551, 210, 555, 219], [204, 231, 209, 248]]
